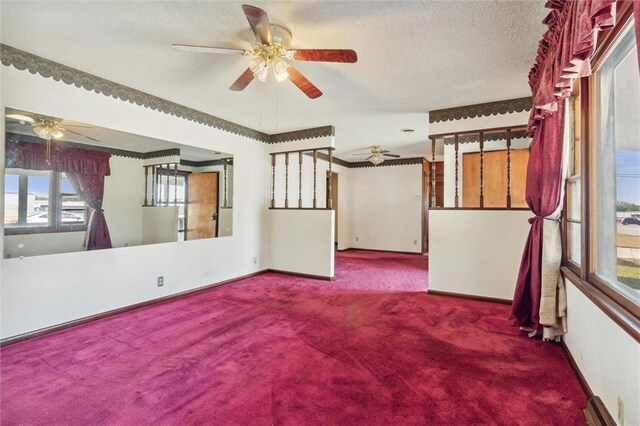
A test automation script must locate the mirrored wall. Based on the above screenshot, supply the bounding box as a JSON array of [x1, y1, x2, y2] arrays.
[[4, 108, 233, 258]]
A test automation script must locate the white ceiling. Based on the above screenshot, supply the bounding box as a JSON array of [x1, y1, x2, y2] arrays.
[[1, 1, 546, 159]]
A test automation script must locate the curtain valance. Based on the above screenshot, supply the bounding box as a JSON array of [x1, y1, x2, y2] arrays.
[[528, 0, 616, 132], [6, 141, 111, 176]]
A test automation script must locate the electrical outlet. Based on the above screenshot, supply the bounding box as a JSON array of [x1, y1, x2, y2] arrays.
[[413, 239, 417, 245], [253, 257, 257, 265], [617, 395, 624, 425], [355, 236, 359, 242], [157, 276, 164, 287]]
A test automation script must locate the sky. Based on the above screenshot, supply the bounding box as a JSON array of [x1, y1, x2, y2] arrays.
[[4, 174, 74, 198], [617, 150, 640, 205]]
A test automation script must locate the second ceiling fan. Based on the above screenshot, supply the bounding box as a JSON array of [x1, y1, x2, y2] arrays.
[[173, 5, 358, 99]]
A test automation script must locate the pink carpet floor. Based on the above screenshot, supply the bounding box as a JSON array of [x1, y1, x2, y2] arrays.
[[1, 250, 586, 425]]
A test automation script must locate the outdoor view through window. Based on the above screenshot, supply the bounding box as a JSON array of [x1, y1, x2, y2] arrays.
[[596, 21, 640, 305]]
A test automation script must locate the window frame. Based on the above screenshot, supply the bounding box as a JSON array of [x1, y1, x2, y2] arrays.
[[561, 1, 640, 342], [4, 169, 88, 236]]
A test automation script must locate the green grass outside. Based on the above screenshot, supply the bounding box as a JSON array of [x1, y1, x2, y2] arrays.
[[617, 258, 640, 290]]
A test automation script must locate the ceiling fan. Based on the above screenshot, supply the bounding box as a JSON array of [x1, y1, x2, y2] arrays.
[[6, 112, 100, 143], [352, 146, 401, 165], [172, 4, 358, 99]]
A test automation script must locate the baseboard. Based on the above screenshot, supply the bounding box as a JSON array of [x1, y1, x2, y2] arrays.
[[427, 289, 512, 305], [0, 269, 268, 347], [338, 247, 422, 255], [559, 340, 594, 399], [583, 396, 616, 426], [267, 269, 334, 281]]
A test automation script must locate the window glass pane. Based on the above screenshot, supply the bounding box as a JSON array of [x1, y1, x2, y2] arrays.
[[567, 179, 581, 221], [4, 174, 19, 225], [60, 174, 86, 224], [595, 21, 640, 304], [568, 222, 582, 265], [26, 173, 51, 226]]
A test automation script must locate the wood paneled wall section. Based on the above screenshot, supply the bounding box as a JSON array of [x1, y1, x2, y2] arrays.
[[463, 149, 529, 208]]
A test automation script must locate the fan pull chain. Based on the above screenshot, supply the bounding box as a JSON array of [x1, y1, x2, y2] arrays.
[[46, 138, 52, 165]]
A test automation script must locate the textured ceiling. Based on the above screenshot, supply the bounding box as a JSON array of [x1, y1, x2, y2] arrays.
[[1, 1, 546, 158]]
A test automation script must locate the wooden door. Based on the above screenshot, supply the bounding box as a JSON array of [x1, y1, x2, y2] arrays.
[[326, 172, 339, 242], [186, 172, 219, 240], [422, 159, 430, 253], [462, 149, 529, 207]]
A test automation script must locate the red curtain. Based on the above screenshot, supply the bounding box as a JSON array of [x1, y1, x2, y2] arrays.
[[511, 103, 565, 330], [635, 0, 640, 68], [511, 0, 616, 333], [6, 140, 113, 250], [67, 173, 112, 250], [6, 141, 111, 175]]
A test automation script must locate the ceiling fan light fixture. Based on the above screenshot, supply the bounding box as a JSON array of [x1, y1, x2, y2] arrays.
[[272, 58, 289, 82], [370, 155, 384, 166]]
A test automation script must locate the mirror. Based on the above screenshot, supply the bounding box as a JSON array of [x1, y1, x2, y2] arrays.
[[4, 108, 233, 258]]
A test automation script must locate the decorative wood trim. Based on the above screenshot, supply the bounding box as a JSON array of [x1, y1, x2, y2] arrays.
[[561, 267, 640, 342], [0, 270, 269, 347], [559, 340, 594, 398], [179, 158, 231, 167], [441, 130, 530, 145], [268, 125, 335, 144], [427, 289, 512, 305], [430, 125, 528, 140], [429, 97, 532, 123], [268, 207, 332, 211], [267, 269, 334, 281], [583, 397, 616, 426], [346, 157, 424, 169]]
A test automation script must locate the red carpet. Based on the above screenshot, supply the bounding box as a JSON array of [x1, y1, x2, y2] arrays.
[[1, 250, 586, 425]]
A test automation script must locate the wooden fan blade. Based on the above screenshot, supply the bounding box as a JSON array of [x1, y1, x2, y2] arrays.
[[62, 128, 100, 143], [379, 150, 390, 153], [172, 44, 251, 56], [288, 65, 322, 99], [229, 68, 255, 91], [289, 49, 358, 63], [364, 155, 374, 161], [242, 5, 272, 45], [383, 154, 401, 158], [63, 124, 93, 128]]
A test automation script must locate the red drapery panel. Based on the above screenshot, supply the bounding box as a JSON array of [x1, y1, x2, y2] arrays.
[[511, 103, 565, 330], [67, 173, 112, 250], [6, 141, 111, 176], [635, 0, 640, 68], [511, 0, 617, 333]]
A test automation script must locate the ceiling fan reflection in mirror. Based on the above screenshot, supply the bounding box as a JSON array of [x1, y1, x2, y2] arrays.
[[351, 146, 401, 166], [6, 112, 100, 162], [172, 4, 358, 99]]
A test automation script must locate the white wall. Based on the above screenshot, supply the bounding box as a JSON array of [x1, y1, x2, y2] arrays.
[[564, 285, 640, 426], [269, 209, 334, 278], [141, 207, 178, 245], [1, 65, 269, 339], [104, 155, 144, 248], [429, 210, 531, 300], [344, 164, 423, 253]]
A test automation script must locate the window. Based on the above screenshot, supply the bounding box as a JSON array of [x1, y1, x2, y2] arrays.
[[4, 169, 88, 234], [593, 19, 640, 307], [565, 91, 582, 269], [155, 170, 188, 241]]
